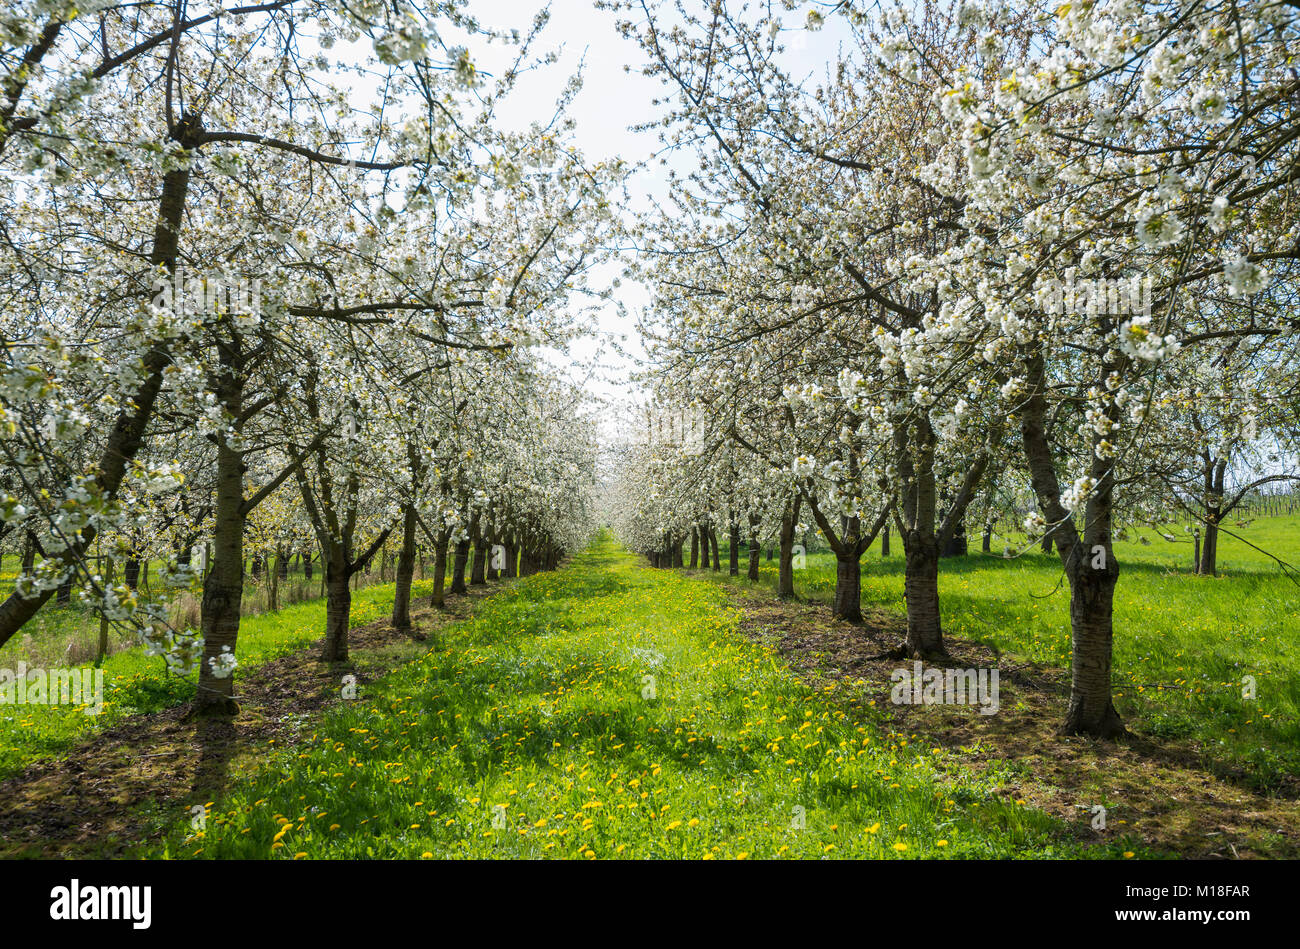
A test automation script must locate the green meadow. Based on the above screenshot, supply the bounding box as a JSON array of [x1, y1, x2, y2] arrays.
[[148, 536, 1141, 860]]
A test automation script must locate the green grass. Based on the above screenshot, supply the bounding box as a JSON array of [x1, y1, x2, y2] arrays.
[[705, 514, 1300, 790], [0, 578, 438, 782], [147, 535, 1143, 860]]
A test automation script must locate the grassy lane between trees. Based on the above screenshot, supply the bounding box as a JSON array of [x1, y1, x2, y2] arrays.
[[147, 533, 1143, 859]]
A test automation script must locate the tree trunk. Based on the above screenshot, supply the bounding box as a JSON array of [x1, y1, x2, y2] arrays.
[[1019, 352, 1125, 738], [1199, 459, 1225, 577], [1199, 518, 1219, 576], [430, 532, 450, 608], [471, 543, 487, 585], [903, 535, 944, 657], [194, 432, 246, 715], [503, 539, 518, 579], [268, 547, 280, 612], [709, 529, 720, 572], [1061, 552, 1124, 737], [96, 558, 114, 666], [450, 538, 470, 594], [322, 556, 351, 662], [941, 513, 967, 557], [778, 504, 798, 599], [747, 532, 760, 581], [728, 522, 740, 576], [391, 504, 417, 631], [832, 552, 862, 623], [689, 529, 698, 568]]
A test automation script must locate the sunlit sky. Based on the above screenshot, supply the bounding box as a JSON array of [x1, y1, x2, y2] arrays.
[[451, 2, 852, 437]]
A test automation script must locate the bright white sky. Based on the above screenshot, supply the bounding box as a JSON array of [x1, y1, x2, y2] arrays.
[[455, 2, 851, 436]]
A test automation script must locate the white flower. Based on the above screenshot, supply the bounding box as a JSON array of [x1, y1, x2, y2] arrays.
[[1117, 316, 1180, 362], [208, 645, 239, 679], [1190, 87, 1229, 124], [976, 30, 1004, 60], [1222, 254, 1269, 297], [1135, 210, 1184, 248], [1208, 195, 1230, 234], [1061, 476, 1095, 512]]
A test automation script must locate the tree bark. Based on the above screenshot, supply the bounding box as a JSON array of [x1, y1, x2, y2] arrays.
[[1061, 550, 1124, 737], [832, 552, 862, 623], [777, 496, 801, 599], [268, 547, 280, 612], [322, 555, 351, 662], [96, 558, 114, 666], [450, 538, 470, 594], [194, 429, 247, 714], [471, 544, 487, 585], [503, 538, 518, 579], [902, 536, 943, 656], [391, 504, 417, 631], [1198, 458, 1225, 577], [430, 531, 450, 608]]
